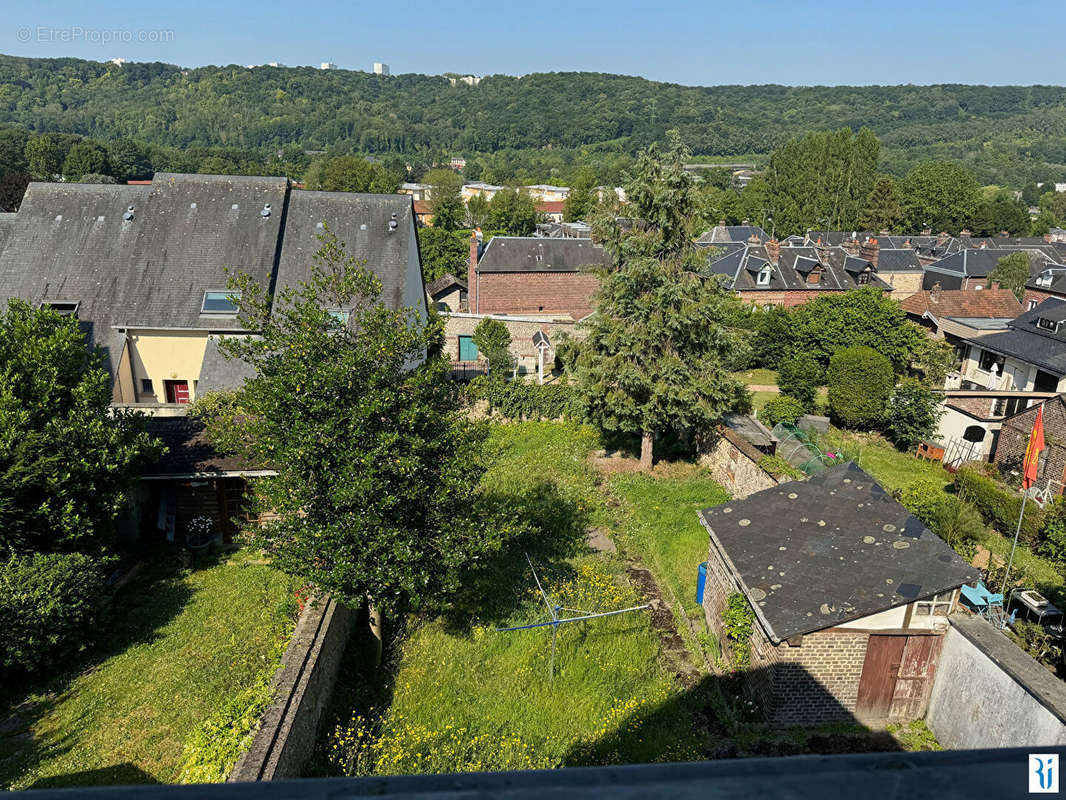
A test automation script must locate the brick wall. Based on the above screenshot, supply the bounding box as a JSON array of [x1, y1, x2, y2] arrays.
[[473, 271, 601, 317], [946, 396, 995, 418], [702, 525, 872, 725], [699, 428, 779, 499], [994, 397, 1066, 489], [1024, 287, 1064, 309]]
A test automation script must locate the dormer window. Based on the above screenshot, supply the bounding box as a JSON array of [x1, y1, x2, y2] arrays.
[[857, 272, 870, 285], [201, 291, 241, 315], [757, 266, 772, 286], [806, 269, 821, 286], [1037, 317, 1059, 332], [1037, 272, 1054, 288], [41, 301, 79, 318]]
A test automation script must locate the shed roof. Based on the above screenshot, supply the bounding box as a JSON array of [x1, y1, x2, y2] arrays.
[[698, 462, 977, 642], [476, 236, 612, 273], [141, 415, 262, 477]]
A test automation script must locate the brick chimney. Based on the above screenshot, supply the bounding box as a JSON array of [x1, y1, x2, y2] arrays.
[[930, 282, 942, 304], [765, 238, 780, 265], [937, 231, 949, 246], [842, 237, 861, 256], [747, 233, 760, 245], [859, 236, 880, 268], [468, 232, 479, 314]]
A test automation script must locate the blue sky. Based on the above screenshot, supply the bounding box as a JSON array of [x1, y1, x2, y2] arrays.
[[2, 0, 1059, 86]]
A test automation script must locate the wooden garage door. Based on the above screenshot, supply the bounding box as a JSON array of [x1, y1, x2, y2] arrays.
[[856, 635, 906, 720], [856, 634, 942, 722]]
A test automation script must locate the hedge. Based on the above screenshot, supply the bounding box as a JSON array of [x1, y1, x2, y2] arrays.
[[0, 551, 109, 672], [827, 345, 893, 429], [955, 464, 1044, 546], [760, 395, 806, 428], [465, 375, 576, 421]]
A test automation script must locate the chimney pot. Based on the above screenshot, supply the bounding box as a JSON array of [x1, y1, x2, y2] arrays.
[[765, 238, 781, 265]]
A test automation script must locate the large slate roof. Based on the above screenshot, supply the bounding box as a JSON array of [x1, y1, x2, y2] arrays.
[[969, 297, 1066, 376], [0, 174, 421, 389], [476, 236, 612, 273], [698, 462, 978, 642], [705, 244, 891, 293], [696, 225, 769, 244], [197, 335, 259, 394], [141, 415, 263, 477], [924, 248, 1049, 280]]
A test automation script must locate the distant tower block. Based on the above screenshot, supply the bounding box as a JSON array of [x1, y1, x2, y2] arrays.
[[373, 62, 390, 76], [320, 62, 337, 70]]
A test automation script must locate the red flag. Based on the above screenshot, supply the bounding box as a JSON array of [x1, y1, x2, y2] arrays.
[[1022, 405, 1046, 489]]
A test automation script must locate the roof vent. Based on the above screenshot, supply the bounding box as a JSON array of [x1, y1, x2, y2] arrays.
[[96, 216, 105, 222], [360, 223, 367, 231], [316, 221, 325, 230], [231, 204, 239, 211], [260, 203, 272, 218], [54, 215, 63, 222], [123, 206, 134, 221], [190, 202, 197, 209], [388, 213, 398, 233]]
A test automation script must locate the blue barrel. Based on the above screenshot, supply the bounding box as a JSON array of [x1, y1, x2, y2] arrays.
[[696, 562, 708, 606]]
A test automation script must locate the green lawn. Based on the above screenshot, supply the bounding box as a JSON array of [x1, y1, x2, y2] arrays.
[[731, 368, 778, 386], [608, 469, 729, 615], [0, 550, 299, 790], [322, 423, 705, 775]]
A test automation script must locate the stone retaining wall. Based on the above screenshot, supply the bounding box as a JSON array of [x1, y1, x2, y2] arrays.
[[228, 595, 356, 781]]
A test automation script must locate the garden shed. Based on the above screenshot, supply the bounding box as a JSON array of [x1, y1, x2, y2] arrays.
[[699, 462, 978, 725]]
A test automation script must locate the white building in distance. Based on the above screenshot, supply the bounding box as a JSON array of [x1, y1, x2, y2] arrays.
[[373, 62, 390, 75]]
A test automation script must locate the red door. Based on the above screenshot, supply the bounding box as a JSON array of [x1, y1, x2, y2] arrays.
[[165, 380, 190, 404], [855, 635, 906, 721]]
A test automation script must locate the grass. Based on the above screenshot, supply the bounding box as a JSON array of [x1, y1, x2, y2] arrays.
[[0, 549, 299, 790], [730, 368, 778, 386], [321, 422, 705, 775], [608, 467, 729, 616]]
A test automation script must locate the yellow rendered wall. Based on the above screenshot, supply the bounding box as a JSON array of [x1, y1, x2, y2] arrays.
[[127, 330, 210, 402]]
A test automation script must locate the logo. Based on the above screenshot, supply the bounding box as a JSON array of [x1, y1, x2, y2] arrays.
[[1030, 753, 1059, 793]]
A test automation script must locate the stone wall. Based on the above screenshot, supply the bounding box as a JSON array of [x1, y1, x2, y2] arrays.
[[443, 313, 583, 377], [229, 596, 356, 782], [698, 428, 778, 500], [927, 614, 1066, 748]]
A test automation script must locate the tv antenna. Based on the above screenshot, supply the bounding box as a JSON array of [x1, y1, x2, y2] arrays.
[[495, 554, 650, 683]]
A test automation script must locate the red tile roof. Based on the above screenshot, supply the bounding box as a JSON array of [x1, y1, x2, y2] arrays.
[[536, 201, 565, 214], [413, 200, 431, 215], [900, 288, 1023, 319]]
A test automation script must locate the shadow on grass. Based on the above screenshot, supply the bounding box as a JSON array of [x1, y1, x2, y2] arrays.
[[0, 546, 197, 789], [443, 479, 591, 631], [562, 670, 904, 767], [26, 763, 158, 789]]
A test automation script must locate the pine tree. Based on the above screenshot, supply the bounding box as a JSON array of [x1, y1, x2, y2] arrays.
[[563, 166, 597, 222], [575, 132, 750, 469], [859, 175, 902, 232]]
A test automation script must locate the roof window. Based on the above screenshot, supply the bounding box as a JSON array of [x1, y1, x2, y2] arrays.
[[201, 291, 241, 315], [41, 301, 79, 318], [1037, 317, 1059, 332], [756, 266, 771, 286]]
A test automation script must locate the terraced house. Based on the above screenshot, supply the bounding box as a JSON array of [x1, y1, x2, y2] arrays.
[[0, 173, 426, 410]]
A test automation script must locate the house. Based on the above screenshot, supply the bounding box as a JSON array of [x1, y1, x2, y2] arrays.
[[700, 462, 978, 725], [536, 201, 565, 223], [993, 394, 1066, 493], [467, 235, 611, 318], [936, 298, 1066, 462], [704, 239, 891, 307], [398, 182, 430, 201], [819, 237, 924, 298], [900, 286, 1023, 341], [461, 182, 504, 202], [1023, 264, 1066, 310], [443, 311, 581, 380], [0, 174, 426, 409], [921, 248, 1056, 291], [525, 185, 570, 203], [413, 200, 433, 226], [426, 273, 467, 311]]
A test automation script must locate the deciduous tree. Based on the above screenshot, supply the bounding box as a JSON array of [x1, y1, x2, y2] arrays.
[[900, 161, 979, 234], [987, 251, 1032, 301], [424, 168, 464, 231]]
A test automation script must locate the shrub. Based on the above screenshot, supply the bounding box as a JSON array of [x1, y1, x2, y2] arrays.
[[0, 552, 108, 672], [777, 352, 823, 407], [827, 345, 893, 429], [723, 591, 754, 671], [955, 464, 1044, 546], [897, 479, 984, 551], [884, 378, 943, 451], [760, 395, 806, 428], [466, 375, 575, 421], [757, 454, 805, 481], [1040, 497, 1066, 562], [472, 317, 513, 375]]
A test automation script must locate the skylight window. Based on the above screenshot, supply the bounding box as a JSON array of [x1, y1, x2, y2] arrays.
[[41, 301, 79, 318], [327, 309, 351, 325], [201, 291, 241, 314]]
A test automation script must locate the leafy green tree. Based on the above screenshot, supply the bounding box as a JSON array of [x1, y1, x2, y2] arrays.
[[1031, 208, 1058, 237], [417, 227, 468, 284], [884, 378, 943, 451], [0, 171, 29, 213], [62, 141, 110, 181], [827, 345, 894, 429], [988, 251, 1032, 300], [752, 305, 793, 368], [0, 128, 29, 176], [424, 168, 464, 231], [899, 161, 980, 233], [488, 188, 537, 235], [25, 134, 72, 180], [761, 127, 879, 234], [1040, 190, 1066, 221], [0, 301, 160, 557], [106, 139, 152, 181], [563, 166, 597, 222], [304, 155, 400, 194], [859, 175, 902, 232], [78, 173, 118, 184], [1040, 497, 1066, 562], [466, 193, 490, 227], [787, 288, 925, 372], [575, 133, 749, 468], [197, 233, 506, 628], [1022, 182, 1043, 207], [472, 316, 513, 375], [777, 352, 823, 407]]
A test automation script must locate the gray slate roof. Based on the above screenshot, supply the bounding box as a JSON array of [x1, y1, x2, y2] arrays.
[[699, 462, 978, 642], [197, 335, 259, 394], [425, 273, 467, 296], [969, 297, 1066, 376], [0, 175, 422, 389], [476, 236, 612, 273], [705, 244, 891, 293], [696, 225, 769, 244], [924, 248, 1052, 280]]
